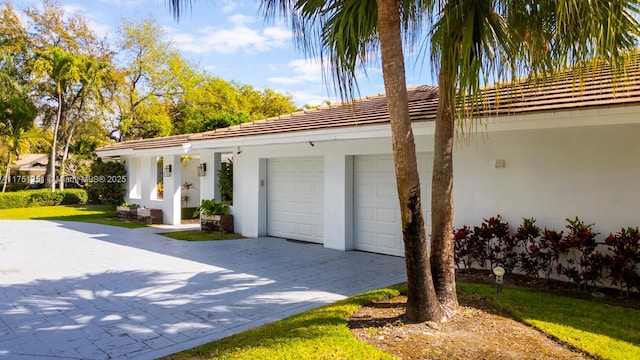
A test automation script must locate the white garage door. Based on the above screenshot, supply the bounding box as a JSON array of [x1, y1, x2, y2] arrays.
[[353, 154, 432, 256], [267, 157, 324, 243]]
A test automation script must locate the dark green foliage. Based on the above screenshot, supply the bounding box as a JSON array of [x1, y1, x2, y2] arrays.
[[61, 189, 88, 205], [86, 159, 126, 205], [604, 227, 640, 295], [454, 216, 639, 293], [194, 199, 229, 217], [0, 191, 28, 209], [557, 217, 603, 289], [0, 189, 87, 209], [218, 160, 233, 203]]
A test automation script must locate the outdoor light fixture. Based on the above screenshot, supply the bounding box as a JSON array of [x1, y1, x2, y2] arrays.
[[197, 163, 207, 176], [309, 141, 315, 147], [163, 164, 172, 177], [493, 266, 505, 296], [236, 146, 242, 155]]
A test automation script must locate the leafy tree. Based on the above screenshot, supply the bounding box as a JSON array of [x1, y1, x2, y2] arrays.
[[114, 18, 183, 140], [0, 50, 43, 192], [30, 46, 111, 191]]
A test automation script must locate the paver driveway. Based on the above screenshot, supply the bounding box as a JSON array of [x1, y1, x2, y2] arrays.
[[0, 220, 406, 359]]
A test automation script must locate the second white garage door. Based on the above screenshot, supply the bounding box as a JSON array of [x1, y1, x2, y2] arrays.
[[353, 154, 432, 256], [267, 157, 324, 243]]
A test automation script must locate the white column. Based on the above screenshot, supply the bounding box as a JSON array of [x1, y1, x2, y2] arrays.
[[323, 154, 353, 251], [140, 156, 153, 202], [127, 157, 141, 200], [257, 158, 267, 236], [162, 155, 182, 225]]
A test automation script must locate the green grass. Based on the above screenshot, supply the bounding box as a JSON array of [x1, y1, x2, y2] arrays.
[[164, 283, 639, 360], [161, 231, 245, 241], [163, 287, 403, 360], [458, 283, 640, 360], [0, 204, 148, 229]]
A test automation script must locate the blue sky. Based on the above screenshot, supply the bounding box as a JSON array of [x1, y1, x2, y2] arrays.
[[14, 0, 436, 106]]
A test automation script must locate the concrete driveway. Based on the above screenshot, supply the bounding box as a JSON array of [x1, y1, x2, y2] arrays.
[[0, 220, 406, 359]]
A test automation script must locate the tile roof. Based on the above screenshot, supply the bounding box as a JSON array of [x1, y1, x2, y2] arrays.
[[97, 57, 640, 154]]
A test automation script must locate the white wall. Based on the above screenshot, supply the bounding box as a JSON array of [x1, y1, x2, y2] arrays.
[[453, 123, 640, 237], [179, 157, 200, 208], [232, 121, 640, 249]]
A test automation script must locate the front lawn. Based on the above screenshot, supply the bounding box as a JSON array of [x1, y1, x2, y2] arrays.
[[163, 287, 402, 360], [459, 283, 640, 360], [0, 205, 147, 228], [164, 283, 640, 360]]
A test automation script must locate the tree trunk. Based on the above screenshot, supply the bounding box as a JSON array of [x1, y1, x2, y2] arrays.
[[59, 123, 76, 191], [376, 0, 444, 322], [2, 152, 11, 193], [430, 52, 459, 317], [48, 90, 63, 192]]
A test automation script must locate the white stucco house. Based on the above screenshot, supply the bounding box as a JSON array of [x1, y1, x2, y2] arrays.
[[96, 60, 640, 257]]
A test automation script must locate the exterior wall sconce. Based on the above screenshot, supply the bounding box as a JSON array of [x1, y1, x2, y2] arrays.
[[197, 163, 207, 176], [163, 164, 172, 177], [494, 159, 506, 168]]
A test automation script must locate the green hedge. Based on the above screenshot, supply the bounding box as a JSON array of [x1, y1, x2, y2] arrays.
[[0, 189, 88, 209]]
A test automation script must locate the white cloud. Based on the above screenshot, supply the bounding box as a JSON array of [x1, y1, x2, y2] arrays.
[[168, 14, 290, 55], [221, 3, 238, 13], [97, 0, 143, 7], [268, 58, 323, 85]]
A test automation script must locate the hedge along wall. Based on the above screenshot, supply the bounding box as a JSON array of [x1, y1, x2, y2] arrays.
[[0, 189, 88, 209]]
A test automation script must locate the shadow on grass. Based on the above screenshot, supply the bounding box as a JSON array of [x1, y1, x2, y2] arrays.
[[163, 287, 403, 360], [458, 282, 640, 359]]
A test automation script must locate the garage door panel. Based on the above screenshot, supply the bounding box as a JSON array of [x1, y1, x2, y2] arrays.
[[268, 157, 324, 243], [377, 208, 398, 223], [377, 158, 395, 172], [354, 154, 432, 256]]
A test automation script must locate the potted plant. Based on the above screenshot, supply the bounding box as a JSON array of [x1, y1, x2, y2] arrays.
[[117, 203, 140, 219], [194, 199, 233, 233]]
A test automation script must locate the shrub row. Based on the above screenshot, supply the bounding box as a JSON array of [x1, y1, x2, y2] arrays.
[[454, 215, 640, 294], [0, 189, 88, 209]]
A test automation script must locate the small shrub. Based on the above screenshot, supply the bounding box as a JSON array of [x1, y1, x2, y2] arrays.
[[516, 218, 545, 279], [28, 190, 64, 206], [604, 227, 640, 295], [557, 217, 604, 289], [0, 192, 29, 209], [0, 189, 87, 209], [473, 215, 510, 270], [453, 226, 474, 269], [61, 189, 88, 205], [540, 228, 565, 283]]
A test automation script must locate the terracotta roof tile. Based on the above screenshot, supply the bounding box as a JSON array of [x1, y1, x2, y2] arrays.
[[97, 57, 640, 154]]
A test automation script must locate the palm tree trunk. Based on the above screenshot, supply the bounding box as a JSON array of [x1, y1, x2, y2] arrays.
[[59, 123, 76, 191], [49, 89, 62, 192], [376, 0, 444, 323], [2, 152, 11, 193], [430, 51, 459, 316]]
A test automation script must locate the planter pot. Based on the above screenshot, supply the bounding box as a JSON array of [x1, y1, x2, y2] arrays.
[[201, 214, 234, 233], [128, 207, 139, 220], [116, 206, 129, 219], [136, 208, 163, 224]]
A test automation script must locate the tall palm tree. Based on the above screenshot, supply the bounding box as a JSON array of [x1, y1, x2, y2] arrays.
[[168, 0, 640, 321], [0, 51, 41, 192]]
